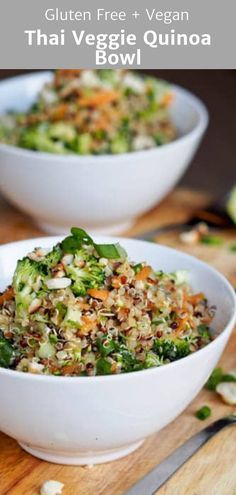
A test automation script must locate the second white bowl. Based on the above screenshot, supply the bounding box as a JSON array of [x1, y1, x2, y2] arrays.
[[0, 72, 208, 234]]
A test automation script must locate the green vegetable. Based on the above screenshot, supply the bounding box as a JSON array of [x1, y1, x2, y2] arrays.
[[206, 367, 236, 391], [133, 263, 143, 274], [48, 123, 76, 144], [226, 186, 236, 224], [206, 367, 223, 390], [66, 255, 105, 297], [229, 244, 236, 253], [195, 405, 211, 421], [95, 243, 127, 260], [200, 235, 223, 246], [110, 135, 129, 154], [0, 332, 14, 368], [117, 347, 141, 372], [96, 336, 118, 357], [96, 358, 112, 375], [49, 334, 58, 344], [155, 131, 168, 146], [154, 338, 190, 361], [144, 351, 162, 368], [197, 324, 211, 342], [19, 125, 68, 154], [38, 342, 56, 359], [173, 270, 189, 285], [62, 227, 127, 260], [62, 307, 82, 327], [39, 244, 62, 273], [72, 134, 92, 154], [61, 228, 94, 254], [13, 257, 44, 319]]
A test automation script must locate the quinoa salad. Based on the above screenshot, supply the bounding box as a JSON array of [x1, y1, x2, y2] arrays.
[[0, 229, 215, 376], [0, 70, 176, 155]]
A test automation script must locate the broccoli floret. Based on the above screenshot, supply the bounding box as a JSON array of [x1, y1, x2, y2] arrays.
[[116, 346, 141, 372], [96, 358, 112, 375], [48, 123, 77, 144], [64, 249, 105, 296], [197, 324, 211, 343], [0, 331, 14, 368], [96, 335, 119, 357], [39, 244, 62, 273], [19, 125, 68, 154], [13, 257, 44, 320], [71, 134, 92, 154], [154, 338, 190, 362], [144, 351, 162, 369], [110, 134, 129, 154]]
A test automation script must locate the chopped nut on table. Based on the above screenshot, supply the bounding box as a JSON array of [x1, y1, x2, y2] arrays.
[[40, 480, 64, 495], [216, 382, 236, 405], [180, 222, 209, 246]]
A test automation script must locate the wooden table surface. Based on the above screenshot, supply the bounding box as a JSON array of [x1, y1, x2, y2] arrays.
[[0, 188, 236, 495]]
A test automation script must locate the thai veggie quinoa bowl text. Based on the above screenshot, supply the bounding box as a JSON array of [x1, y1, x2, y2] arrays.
[[0, 228, 217, 377]]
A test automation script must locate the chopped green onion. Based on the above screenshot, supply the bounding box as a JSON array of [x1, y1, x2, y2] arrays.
[[133, 263, 143, 274], [229, 244, 236, 253], [96, 358, 112, 375], [220, 373, 236, 383], [95, 243, 127, 260], [71, 227, 94, 245], [206, 367, 236, 391], [38, 342, 56, 359], [197, 324, 211, 340], [0, 333, 14, 368], [195, 405, 211, 421], [200, 235, 223, 246], [96, 336, 118, 357], [206, 367, 223, 390], [62, 227, 127, 260]]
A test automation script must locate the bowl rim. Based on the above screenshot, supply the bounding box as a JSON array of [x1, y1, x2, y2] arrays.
[[0, 235, 235, 383], [0, 71, 209, 163]]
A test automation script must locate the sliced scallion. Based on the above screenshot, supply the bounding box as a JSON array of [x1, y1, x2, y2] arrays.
[[200, 235, 223, 246], [195, 405, 211, 421]]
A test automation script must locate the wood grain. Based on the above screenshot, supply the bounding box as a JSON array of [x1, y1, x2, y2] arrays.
[[0, 189, 236, 495]]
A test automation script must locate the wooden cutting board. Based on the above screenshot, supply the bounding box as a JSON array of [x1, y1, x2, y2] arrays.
[[0, 188, 236, 495]]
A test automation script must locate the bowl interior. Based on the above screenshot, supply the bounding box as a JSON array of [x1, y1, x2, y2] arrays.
[[0, 72, 207, 142], [0, 236, 235, 338]]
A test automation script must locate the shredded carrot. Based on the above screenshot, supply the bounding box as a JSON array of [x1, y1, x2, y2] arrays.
[[77, 301, 90, 310], [188, 293, 205, 305], [111, 277, 122, 289], [87, 288, 109, 301], [81, 315, 98, 333], [174, 316, 189, 335], [161, 92, 173, 107], [62, 364, 81, 375], [78, 91, 120, 108], [50, 104, 69, 121], [135, 266, 152, 281], [0, 287, 14, 306]]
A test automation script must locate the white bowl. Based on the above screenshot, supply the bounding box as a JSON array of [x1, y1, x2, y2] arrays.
[[0, 237, 235, 465], [0, 72, 208, 234]]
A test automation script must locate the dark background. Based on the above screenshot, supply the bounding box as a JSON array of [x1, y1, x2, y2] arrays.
[[0, 70, 235, 199]]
